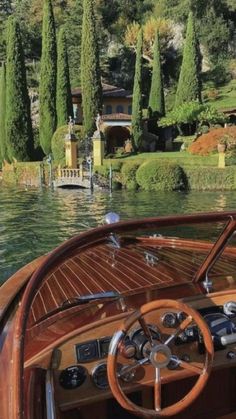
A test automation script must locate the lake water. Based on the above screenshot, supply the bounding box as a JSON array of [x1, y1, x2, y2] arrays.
[[1, 185, 236, 284]]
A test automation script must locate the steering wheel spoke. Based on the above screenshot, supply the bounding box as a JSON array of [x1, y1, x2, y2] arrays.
[[117, 357, 149, 379], [164, 315, 193, 346], [154, 367, 162, 412], [178, 358, 203, 375], [138, 316, 155, 347]]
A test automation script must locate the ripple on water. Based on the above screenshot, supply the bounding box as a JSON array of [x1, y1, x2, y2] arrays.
[[1, 186, 236, 284]]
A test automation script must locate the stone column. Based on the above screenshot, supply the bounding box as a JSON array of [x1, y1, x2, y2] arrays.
[[218, 152, 225, 168], [93, 130, 104, 166], [65, 133, 78, 168]]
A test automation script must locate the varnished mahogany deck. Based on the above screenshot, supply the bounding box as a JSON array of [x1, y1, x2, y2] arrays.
[[28, 240, 236, 327]]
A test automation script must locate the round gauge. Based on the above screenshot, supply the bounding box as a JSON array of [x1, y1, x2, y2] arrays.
[[119, 339, 137, 359], [162, 312, 177, 328], [129, 324, 161, 359], [92, 363, 109, 389], [177, 311, 187, 323], [59, 365, 87, 389]]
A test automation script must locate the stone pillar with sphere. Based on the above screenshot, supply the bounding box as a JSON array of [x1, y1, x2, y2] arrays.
[[93, 113, 104, 166], [65, 117, 78, 168]]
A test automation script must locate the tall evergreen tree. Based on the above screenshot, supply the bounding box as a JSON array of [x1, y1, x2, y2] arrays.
[[5, 17, 33, 162], [131, 29, 143, 151], [175, 11, 201, 107], [0, 63, 7, 162], [81, 0, 102, 136], [56, 27, 73, 127], [148, 31, 165, 117], [0, 0, 13, 60], [39, 0, 57, 155]]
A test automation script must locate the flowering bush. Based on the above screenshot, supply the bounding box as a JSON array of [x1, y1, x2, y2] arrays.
[[189, 127, 236, 155]]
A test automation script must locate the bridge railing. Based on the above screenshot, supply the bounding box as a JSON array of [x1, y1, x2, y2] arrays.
[[58, 166, 90, 180]]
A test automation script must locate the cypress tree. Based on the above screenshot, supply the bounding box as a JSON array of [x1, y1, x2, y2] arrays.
[[175, 11, 201, 107], [0, 63, 6, 162], [148, 31, 165, 118], [56, 27, 73, 128], [131, 29, 143, 151], [81, 0, 102, 137], [5, 17, 33, 162], [39, 0, 57, 155]]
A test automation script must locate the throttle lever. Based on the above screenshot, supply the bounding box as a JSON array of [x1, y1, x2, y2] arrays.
[[223, 301, 236, 316]]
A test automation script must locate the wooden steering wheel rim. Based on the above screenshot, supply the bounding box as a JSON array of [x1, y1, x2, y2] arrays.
[[107, 299, 214, 418]]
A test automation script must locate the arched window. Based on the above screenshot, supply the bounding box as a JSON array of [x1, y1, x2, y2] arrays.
[[128, 105, 132, 115], [105, 105, 112, 114], [116, 105, 124, 113]]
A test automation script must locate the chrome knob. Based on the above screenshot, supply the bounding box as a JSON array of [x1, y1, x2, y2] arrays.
[[104, 212, 120, 224], [223, 301, 236, 316]]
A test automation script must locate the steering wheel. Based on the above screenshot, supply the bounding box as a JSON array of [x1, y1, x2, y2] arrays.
[[107, 299, 214, 418]]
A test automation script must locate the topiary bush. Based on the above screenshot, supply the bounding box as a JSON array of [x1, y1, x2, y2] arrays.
[[136, 161, 186, 191], [51, 124, 83, 165], [121, 161, 140, 190]]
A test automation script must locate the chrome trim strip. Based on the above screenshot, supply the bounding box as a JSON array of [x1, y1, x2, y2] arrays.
[[46, 369, 56, 419], [109, 330, 125, 356]]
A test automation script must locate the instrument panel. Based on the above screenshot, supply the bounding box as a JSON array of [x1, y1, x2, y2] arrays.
[[76, 337, 111, 363], [54, 293, 236, 411]]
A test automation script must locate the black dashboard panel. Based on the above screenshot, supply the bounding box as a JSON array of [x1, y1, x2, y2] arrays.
[[76, 337, 111, 363]]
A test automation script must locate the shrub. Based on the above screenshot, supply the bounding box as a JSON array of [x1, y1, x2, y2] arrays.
[[226, 151, 236, 166], [136, 161, 186, 191], [51, 125, 83, 165], [121, 161, 140, 189], [183, 167, 236, 190], [110, 160, 123, 172], [205, 89, 219, 100], [94, 165, 110, 178]]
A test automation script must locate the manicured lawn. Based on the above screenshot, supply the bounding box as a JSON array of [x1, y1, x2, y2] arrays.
[[203, 79, 236, 110], [105, 151, 219, 167]]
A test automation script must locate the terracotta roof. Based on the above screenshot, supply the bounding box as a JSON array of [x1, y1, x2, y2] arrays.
[[102, 113, 132, 121], [72, 83, 132, 98]]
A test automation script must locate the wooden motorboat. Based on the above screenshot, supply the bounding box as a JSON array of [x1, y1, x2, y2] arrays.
[[2, 211, 236, 419]]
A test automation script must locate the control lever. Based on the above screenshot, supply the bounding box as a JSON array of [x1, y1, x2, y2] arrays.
[[223, 301, 236, 316], [220, 333, 236, 346]]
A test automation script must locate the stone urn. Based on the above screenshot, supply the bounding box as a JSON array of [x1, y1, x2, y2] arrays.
[[217, 143, 226, 153]]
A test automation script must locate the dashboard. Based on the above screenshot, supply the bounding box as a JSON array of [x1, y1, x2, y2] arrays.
[[53, 293, 236, 411]]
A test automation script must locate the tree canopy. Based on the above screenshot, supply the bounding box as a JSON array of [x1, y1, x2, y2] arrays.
[[5, 17, 33, 162], [39, 0, 57, 155]]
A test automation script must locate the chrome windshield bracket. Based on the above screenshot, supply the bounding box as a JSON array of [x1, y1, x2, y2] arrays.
[[202, 274, 213, 293]]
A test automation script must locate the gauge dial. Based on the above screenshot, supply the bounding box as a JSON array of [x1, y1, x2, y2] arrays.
[[162, 312, 177, 328], [119, 339, 137, 359], [92, 363, 109, 389], [59, 365, 87, 389], [129, 324, 161, 359]]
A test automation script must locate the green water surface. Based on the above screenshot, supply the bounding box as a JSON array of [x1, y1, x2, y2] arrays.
[[1, 186, 236, 284]]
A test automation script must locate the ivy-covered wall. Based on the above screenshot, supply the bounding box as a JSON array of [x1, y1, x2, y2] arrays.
[[2, 161, 50, 187]]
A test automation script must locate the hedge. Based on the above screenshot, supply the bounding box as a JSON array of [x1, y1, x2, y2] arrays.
[[183, 166, 236, 190], [136, 161, 186, 191], [121, 161, 141, 190]]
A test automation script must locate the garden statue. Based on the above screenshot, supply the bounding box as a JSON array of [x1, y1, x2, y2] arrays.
[[68, 116, 75, 135], [95, 113, 102, 132], [124, 139, 133, 153]]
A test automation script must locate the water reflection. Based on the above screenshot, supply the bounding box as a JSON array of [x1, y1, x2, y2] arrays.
[[1, 186, 236, 284]]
